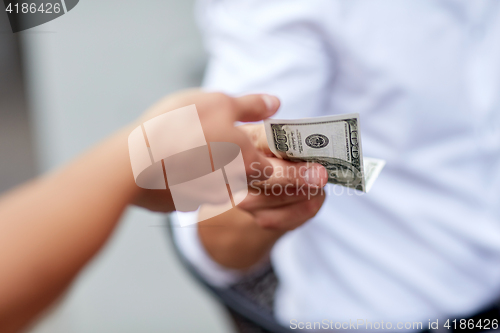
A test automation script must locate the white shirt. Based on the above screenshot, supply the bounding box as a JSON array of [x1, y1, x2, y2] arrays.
[[173, 0, 500, 329]]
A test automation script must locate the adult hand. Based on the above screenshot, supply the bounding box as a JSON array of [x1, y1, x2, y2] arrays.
[[132, 90, 280, 212], [238, 123, 328, 230], [0, 88, 285, 332], [198, 124, 328, 269], [198, 152, 327, 268]]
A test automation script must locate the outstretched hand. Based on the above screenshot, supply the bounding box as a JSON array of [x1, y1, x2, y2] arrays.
[[133, 90, 281, 212]]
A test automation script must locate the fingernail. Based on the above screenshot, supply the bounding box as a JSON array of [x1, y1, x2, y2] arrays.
[[304, 166, 322, 187], [262, 95, 280, 114]]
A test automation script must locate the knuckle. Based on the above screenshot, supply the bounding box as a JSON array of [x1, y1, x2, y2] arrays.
[[210, 92, 228, 101], [248, 126, 261, 146], [277, 193, 290, 204], [256, 216, 280, 230], [206, 92, 233, 111], [212, 92, 234, 109], [285, 173, 296, 186]]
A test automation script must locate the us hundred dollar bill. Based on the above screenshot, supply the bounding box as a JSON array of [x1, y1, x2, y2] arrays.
[[264, 114, 385, 192]]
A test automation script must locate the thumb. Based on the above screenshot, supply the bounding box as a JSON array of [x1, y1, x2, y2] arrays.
[[233, 94, 280, 122]]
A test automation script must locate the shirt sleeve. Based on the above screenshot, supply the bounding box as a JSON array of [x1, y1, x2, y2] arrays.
[[171, 212, 245, 287], [171, 0, 334, 288], [171, 212, 270, 288]]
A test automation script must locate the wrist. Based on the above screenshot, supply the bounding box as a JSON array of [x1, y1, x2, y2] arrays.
[[198, 208, 286, 270]]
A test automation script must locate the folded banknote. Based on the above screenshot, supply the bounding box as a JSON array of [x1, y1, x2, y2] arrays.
[[264, 113, 385, 192]]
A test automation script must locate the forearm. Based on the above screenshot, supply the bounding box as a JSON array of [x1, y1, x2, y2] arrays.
[[198, 207, 285, 270], [0, 126, 142, 332], [0, 90, 280, 332]]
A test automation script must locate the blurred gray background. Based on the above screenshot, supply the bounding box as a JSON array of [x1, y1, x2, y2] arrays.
[[0, 1, 234, 332]]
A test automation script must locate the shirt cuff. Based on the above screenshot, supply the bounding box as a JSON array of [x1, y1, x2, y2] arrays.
[[171, 211, 245, 288]]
